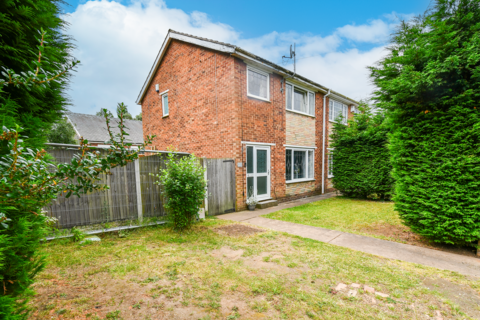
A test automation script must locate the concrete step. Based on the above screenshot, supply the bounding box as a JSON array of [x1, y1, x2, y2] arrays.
[[256, 199, 278, 209]]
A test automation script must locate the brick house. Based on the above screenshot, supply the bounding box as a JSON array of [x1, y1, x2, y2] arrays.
[[136, 30, 358, 211]]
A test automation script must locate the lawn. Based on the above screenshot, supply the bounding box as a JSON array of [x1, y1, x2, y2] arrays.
[[264, 197, 401, 239], [29, 218, 480, 319]]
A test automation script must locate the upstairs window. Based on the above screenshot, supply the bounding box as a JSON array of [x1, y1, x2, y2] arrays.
[[247, 67, 269, 101], [161, 91, 169, 116], [329, 100, 348, 124], [286, 83, 315, 116]]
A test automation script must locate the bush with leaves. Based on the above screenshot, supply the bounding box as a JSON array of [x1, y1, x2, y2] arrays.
[[153, 153, 206, 232], [330, 105, 394, 199], [47, 117, 77, 144], [369, 0, 480, 245], [0, 31, 154, 319]]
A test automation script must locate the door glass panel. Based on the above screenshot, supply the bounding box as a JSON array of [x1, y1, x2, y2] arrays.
[[256, 149, 267, 173], [294, 150, 306, 179], [257, 176, 267, 195], [286, 149, 292, 181], [247, 146, 253, 174], [247, 177, 254, 197]]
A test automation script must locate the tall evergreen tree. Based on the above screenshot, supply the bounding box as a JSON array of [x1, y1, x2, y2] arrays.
[[0, 0, 75, 148], [370, 0, 480, 245]]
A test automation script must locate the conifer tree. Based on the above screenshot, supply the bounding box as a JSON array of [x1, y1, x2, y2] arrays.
[[370, 0, 480, 245]]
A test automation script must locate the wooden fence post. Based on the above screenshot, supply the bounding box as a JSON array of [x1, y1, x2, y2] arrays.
[[135, 159, 143, 222], [203, 157, 208, 216]]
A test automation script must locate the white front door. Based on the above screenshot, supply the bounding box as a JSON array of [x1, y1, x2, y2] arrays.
[[246, 145, 271, 201]]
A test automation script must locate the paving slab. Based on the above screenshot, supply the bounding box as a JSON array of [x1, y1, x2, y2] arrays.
[[218, 193, 480, 278]]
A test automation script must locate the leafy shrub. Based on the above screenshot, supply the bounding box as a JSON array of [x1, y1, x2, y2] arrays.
[[71, 227, 86, 242], [330, 105, 394, 199], [370, 0, 480, 245], [154, 153, 206, 231], [47, 117, 77, 144]]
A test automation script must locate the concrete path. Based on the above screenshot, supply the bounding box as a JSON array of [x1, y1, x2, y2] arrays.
[[218, 193, 480, 278]]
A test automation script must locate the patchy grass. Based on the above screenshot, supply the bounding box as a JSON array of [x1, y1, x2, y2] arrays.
[[30, 218, 480, 319], [264, 197, 479, 257]]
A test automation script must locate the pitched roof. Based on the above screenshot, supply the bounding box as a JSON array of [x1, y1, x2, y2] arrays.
[[136, 29, 359, 106], [67, 112, 144, 144]]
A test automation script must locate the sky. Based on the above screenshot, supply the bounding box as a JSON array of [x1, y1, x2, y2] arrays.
[[60, 0, 432, 116]]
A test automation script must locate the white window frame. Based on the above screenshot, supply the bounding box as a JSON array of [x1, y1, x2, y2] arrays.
[[160, 89, 169, 117], [247, 66, 270, 102], [285, 82, 315, 117], [327, 148, 334, 178], [285, 146, 315, 183], [329, 99, 348, 124]]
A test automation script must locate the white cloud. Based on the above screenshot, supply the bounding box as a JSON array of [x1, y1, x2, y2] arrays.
[[63, 0, 398, 115], [336, 19, 391, 43]]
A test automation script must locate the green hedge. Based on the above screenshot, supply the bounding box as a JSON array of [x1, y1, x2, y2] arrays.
[[370, 0, 480, 245], [331, 107, 394, 200], [390, 106, 480, 245]]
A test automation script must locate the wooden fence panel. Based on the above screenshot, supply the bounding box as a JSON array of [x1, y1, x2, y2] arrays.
[[44, 148, 235, 227], [206, 158, 236, 215], [139, 154, 166, 218], [44, 148, 162, 229]]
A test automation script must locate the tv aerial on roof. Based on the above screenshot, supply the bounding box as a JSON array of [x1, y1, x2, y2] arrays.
[[282, 43, 296, 76], [281, 43, 296, 93]]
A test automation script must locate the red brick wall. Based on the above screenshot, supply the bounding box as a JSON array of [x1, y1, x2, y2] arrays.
[[142, 40, 240, 159]]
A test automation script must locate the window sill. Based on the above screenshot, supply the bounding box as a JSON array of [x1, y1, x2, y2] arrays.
[[162, 114, 169, 118], [247, 94, 271, 103], [286, 109, 315, 118], [286, 178, 315, 184], [327, 175, 334, 179]]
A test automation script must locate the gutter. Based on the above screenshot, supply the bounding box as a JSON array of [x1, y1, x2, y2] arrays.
[[322, 89, 331, 194]]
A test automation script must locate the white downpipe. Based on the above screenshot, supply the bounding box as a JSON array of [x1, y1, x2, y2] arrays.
[[322, 89, 331, 194]]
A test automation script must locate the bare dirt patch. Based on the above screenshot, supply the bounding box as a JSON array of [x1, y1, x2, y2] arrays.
[[424, 277, 480, 319], [362, 224, 479, 258], [214, 224, 264, 237], [243, 252, 292, 274], [210, 247, 244, 260]]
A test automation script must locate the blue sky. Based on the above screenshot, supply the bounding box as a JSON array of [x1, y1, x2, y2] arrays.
[[60, 0, 431, 116]]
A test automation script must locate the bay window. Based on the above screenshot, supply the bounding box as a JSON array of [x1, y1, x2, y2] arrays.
[[286, 83, 315, 116], [286, 147, 315, 182], [329, 100, 348, 124]]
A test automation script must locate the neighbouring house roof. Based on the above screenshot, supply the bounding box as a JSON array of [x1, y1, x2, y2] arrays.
[[66, 112, 144, 145], [136, 29, 359, 106]]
